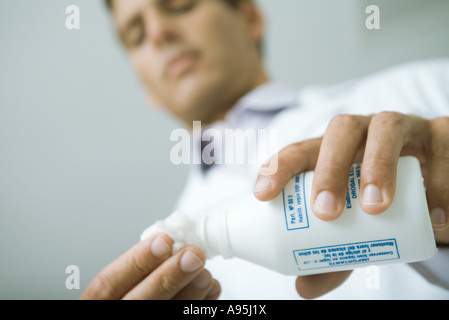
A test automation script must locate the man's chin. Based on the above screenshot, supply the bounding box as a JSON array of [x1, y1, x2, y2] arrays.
[[173, 82, 221, 120]]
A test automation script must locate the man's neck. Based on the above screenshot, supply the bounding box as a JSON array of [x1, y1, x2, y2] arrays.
[[185, 69, 270, 130]]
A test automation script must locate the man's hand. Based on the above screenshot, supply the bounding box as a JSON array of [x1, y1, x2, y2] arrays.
[[80, 234, 220, 300], [253, 112, 449, 299]]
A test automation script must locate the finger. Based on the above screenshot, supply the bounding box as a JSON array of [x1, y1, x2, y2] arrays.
[[205, 280, 221, 300], [359, 112, 410, 214], [80, 234, 174, 300], [426, 117, 449, 233], [173, 269, 220, 300], [360, 113, 428, 215], [311, 115, 370, 220], [253, 137, 322, 201], [122, 246, 206, 300], [295, 270, 352, 300]]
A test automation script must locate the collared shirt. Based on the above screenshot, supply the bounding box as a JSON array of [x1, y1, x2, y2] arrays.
[[175, 59, 449, 299]]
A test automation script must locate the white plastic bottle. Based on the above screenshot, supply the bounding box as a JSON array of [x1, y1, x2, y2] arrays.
[[142, 156, 437, 276]]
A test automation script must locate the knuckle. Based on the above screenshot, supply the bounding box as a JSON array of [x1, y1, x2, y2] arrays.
[[279, 139, 320, 176], [158, 274, 179, 295], [284, 141, 309, 160], [330, 114, 362, 131], [371, 111, 405, 128], [364, 155, 396, 171], [276, 149, 296, 175], [316, 159, 350, 182], [362, 156, 397, 186], [431, 116, 449, 129], [128, 254, 148, 278]]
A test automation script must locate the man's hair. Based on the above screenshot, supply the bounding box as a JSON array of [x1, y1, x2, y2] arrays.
[[105, 0, 243, 11]]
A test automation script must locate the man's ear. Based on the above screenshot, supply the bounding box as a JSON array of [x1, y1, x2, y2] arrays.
[[239, 0, 265, 51]]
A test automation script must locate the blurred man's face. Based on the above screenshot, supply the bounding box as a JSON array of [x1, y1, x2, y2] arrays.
[[112, 0, 267, 125]]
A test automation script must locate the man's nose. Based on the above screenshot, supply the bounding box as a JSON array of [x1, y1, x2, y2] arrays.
[[147, 13, 179, 47]]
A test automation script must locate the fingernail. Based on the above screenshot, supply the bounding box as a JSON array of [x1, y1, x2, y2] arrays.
[[151, 236, 171, 258], [191, 270, 211, 289], [314, 191, 338, 215], [254, 175, 272, 193], [362, 184, 383, 205], [431, 208, 446, 228], [180, 251, 204, 273]]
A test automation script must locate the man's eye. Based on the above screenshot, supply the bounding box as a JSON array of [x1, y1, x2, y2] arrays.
[[132, 32, 145, 47], [127, 27, 145, 48], [167, 0, 197, 13]]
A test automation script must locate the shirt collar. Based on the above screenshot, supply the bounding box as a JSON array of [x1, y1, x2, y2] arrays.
[[196, 82, 299, 174], [224, 81, 299, 124]]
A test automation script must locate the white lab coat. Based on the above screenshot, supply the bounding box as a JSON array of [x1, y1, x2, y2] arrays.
[[175, 59, 449, 299]]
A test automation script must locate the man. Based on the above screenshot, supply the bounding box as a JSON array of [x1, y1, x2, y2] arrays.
[[81, 0, 449, 299]]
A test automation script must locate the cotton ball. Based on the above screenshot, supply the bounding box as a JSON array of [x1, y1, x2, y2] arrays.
[[140, 211, 206, 255]]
